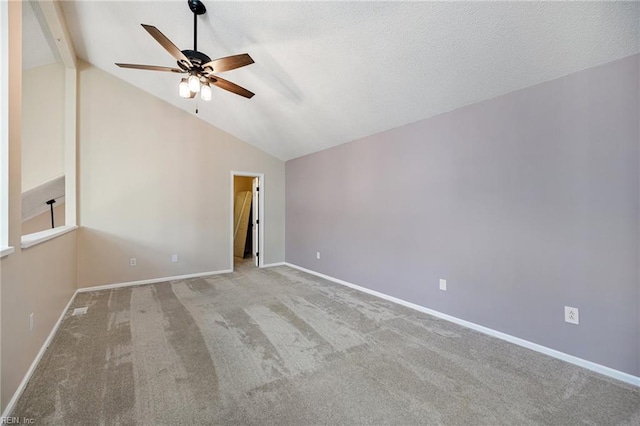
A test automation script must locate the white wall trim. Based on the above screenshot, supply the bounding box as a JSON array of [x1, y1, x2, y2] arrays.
[[262, 262, 285, 268], [21, 224, 77, 249], [1, 289, 78, 418], [76, 269, 233, 293], [63, 67, 77, 226], [0, 245, 14, 258], [0, 0, 9, 250], [283, 262, 640, 388]]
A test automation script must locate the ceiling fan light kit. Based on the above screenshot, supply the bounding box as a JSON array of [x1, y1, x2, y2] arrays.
[[200, 84, 212, 101], [115, 0, 255, 104], [179, 78, 190, 98], [188, 73, 201, 93]]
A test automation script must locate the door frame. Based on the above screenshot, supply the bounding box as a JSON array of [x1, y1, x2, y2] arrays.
[[230, 171, 265, 270]]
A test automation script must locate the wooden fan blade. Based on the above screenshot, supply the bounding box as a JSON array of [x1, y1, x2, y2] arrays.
[[207, 75, 254, 99], [116, 63, 184, 73], [202, 53, 254, 73], [141, 24, 192, 68]]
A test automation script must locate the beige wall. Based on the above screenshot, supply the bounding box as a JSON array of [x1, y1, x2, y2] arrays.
[[0, 1, 77, 411], [22, 202, 66, 235], [76, 62, 285, 288], [22, 63, 65, 192], [1, 233, 77, 411]]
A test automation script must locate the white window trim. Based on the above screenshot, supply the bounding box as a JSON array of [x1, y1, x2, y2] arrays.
[[0, 0, 13, 258], [1, 246, 14, 258]]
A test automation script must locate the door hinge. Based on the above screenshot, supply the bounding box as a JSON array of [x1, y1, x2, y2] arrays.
[[256, 252, 259, 257], [256, 187, 259, 192], [256, 219, 259, 224]]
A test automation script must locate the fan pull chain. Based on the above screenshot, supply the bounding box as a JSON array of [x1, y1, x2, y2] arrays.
[[195, 97, 199, 114]]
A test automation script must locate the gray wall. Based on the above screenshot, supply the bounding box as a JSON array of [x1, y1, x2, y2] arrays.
[[286, 54, 639, 376]]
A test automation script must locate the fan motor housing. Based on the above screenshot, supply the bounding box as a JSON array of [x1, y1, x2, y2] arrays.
[[179, 50, 212, 71]]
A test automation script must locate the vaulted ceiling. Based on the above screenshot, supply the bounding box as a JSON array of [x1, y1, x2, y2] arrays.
[[33, 1, 640, 160], [22, 1, 57, 70]]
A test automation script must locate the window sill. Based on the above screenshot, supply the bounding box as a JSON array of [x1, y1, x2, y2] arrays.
[[1, 246, 15, 258], [21, 225, 77, 249]]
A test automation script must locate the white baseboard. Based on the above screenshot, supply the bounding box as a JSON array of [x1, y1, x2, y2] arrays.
[[76, 269, 233, 293], [284, 262, 640, 388], [261, 262, 285, 268], [1, 290, 78, 418]]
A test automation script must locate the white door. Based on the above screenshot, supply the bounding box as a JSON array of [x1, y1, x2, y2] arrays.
[[252, 177, 260, 266]]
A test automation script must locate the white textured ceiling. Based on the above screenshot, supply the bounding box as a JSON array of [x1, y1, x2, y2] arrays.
[[59, 1, 638, 161], [23, 1, 58, 70]]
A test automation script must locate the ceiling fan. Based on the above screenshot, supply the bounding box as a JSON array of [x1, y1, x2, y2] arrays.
[[115, 0, 255, 102]]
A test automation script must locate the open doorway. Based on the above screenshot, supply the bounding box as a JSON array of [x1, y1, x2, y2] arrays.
[[231, 172, 264, 270]]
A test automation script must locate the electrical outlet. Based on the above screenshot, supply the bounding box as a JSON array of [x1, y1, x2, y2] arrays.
[[130, 258, 137, 267], [316, 252, 320, 260], [29, 313, 34, 332], [564, 306, 579, 325], [439, 279, 447, 291], [171, 254, 178, 263]]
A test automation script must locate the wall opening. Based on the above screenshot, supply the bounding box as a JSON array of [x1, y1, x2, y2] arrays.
[[231, 171, 264, 270]]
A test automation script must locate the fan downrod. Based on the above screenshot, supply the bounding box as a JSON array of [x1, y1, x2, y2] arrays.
[[188, 0, 206, 15]]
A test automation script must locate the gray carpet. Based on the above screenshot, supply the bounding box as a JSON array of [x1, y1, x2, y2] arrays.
[[13, 262, 640, 425]]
